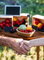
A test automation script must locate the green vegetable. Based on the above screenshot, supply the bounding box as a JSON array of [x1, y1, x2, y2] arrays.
[[19, 24, 26, 30]]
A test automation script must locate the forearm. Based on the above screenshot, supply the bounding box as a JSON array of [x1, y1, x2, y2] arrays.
[[30, 38, 44, 47], [0, 36, 16, 47]]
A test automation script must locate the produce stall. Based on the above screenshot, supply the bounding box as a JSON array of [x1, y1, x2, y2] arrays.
[[0, 14, 44, 60]]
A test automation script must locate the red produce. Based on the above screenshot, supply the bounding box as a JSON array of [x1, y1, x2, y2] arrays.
[[17, 20, 20, 22], [35, 19, 40, 25], [5, 19, 10, 24], [39, 24, 43, 29], [2, 26, 4, 29], [5, 24, 10, 27], [16, 20, 20, 24], [0, 23, 1, 25], [43, 23, 44, 25], [19, 22, 23, 25], [9, 23, 12, 26], [24, 30, 29, 33], [2, 21, 5, 26], [20, 30, 24, 32], [25, 31, 29, 33], [24, 30, 28, 32], [13, 21, 16, 26], [17, 23, 20, 25], [0, 23, 3, 27], [20, 20, 24, 24]]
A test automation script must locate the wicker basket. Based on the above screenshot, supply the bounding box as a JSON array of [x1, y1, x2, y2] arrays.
[[16, 28, 35, 37]]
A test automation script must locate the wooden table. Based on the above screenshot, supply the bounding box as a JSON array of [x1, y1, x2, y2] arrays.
[[0, 31, 44, 60]]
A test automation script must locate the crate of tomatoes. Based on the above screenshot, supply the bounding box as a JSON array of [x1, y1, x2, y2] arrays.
[[32, 15, 44, 32], [13, 13, 30, 27], [0, 15, 13, 31]]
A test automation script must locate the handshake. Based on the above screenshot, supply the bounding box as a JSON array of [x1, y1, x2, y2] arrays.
[[11, 38, 31, 55], [0, 36, 44, 55], [11, 38, 44, 55]]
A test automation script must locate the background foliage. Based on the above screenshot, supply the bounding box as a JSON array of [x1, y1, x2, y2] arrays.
[[0, 0, 44, 16], [0, 0, 44, 60]]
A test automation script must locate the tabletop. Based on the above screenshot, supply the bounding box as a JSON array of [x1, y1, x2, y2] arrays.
[[0, 31, 44, 40]]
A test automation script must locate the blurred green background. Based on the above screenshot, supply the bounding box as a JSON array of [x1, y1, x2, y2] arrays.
[[0, 0, 44, 60]]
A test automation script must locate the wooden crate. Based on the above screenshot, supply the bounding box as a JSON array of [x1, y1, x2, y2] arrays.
[[13, 13, 30, 27], [32, 15, 44, 24], [0, 15, 13, 26], [32, 15, 44, 31]]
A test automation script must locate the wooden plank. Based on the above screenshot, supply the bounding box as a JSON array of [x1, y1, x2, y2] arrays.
[[37, 46, 39, 60], [13, 16, 27, 21], [33, 15, 44, 20]]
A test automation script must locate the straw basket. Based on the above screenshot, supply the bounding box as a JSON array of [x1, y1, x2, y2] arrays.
[[16, 28, 35, 37]]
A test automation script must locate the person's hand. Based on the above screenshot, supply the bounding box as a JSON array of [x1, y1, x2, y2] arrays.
[[10, 38, 30, 55], [20, 40, 31, 54], [0, 36, 30, 55]]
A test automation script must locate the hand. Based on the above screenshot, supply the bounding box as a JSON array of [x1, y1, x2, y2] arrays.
[[10, 38, 29, 55], [23, 40, 31, 48], [0, 36, 30, 55], [20, 40, 31, 54]]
